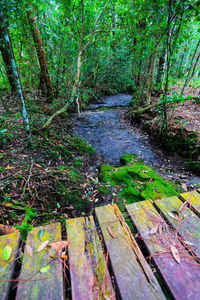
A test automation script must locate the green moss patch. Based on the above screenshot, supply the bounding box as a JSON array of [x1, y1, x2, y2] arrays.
[[99, 155, 179, 204]]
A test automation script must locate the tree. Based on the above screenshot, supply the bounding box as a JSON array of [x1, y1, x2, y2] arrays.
[[26, 2, 54, 102], [0, 10, 32, 146]]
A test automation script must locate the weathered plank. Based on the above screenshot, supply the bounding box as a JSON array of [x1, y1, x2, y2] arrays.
[[66, 216, 115, 300], [0, 228, 20, 300], [126, 200, 200, 300], [155, 196, 200, 257], [16, 223, 64, 300], [95, 204, 165, 300], [179, 190, 200, 215]]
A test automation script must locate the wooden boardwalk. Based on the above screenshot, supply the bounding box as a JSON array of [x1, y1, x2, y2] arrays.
[[0, 190, 200, 299]]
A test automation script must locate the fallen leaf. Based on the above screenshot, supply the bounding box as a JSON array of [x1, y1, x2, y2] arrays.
[[40, 265, 50, 273], [170, 245, 180, 263], [48, 240, 69, 251], [60, 254, 68, 259], [26, 245, 33, 257], [159, 224, 162, 235], [3, 244, 12, 261], [107, 226, 116, 238], [181, 183, 187, 191], [35, 163, 42, 168], [104, 295, 115, 300], [168, 212, 178, 220], [36, 240, 49, 253], [150, 225, 159, 235], [183, 240, 194, 246]]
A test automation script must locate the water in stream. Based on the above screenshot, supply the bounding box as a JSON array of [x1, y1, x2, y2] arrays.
[[73, 94, 199, 187]]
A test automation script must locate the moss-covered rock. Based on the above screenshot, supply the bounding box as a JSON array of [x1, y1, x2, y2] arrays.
[[99, 155, 179, 204]]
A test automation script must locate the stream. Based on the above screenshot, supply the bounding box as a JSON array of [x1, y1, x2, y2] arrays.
[[73, 94, 199, 187]]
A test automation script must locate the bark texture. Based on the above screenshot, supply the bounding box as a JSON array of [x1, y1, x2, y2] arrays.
[[26, 3, 54, 102]]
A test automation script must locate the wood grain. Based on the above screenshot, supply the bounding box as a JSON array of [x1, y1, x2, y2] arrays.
[[126, 200, 200, 300], [95, 204, 165, 300], [66, 216, 115, 300], [0, 229, 20, 300], [179, 191, 200, 215], [16, 223, 64, 300], [155, 196, 200, 257]]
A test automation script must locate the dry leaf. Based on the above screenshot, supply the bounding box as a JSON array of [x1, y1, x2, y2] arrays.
[[36, 240, 49, 253], [35, 163, 42, 168], [107, 226, 116, 238], [168, 212, 178, 220], [183, 240, 194, 246], [48, 240, 69, 251], [170, 245, 180, 263], [150, 225, 159, 235], [159, 224, 162, 235], [181, 183, 187, 191], [26, 245, 33, 257]]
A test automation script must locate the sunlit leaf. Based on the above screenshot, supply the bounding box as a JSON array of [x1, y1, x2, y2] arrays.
[[3, 244, 12, 261], [40, 265, 50, 273]]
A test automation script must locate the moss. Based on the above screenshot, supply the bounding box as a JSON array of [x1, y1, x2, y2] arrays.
[[16, 208, 37, 240], [99, 155, 179, 204], [69, 136, 95, 155], [56, 181, 87, 210], [120, 154, 143, 165], [99, 185, 110, 195]]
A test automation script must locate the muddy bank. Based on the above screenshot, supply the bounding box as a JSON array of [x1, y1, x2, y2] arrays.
[[72, 94, 200, 187]]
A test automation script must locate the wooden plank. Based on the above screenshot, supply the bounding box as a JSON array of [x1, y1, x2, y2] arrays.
[[126, 200, 200, 300], [179, 191, 200, 215], [16, 223, 64, 300], [155, 196, 200, 257], [95, 204, 165, 300], [0, 228, 20, 300], [66, 216, 115, 300]]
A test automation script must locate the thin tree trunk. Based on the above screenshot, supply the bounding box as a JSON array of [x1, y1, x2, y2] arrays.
[[26, 3, 54, 102], [156, 47, 167, 90], [0, 10, 32, 146], [0, 20, 17, 93], [181, 39, 200, 95], [143, 47, 157, 106]]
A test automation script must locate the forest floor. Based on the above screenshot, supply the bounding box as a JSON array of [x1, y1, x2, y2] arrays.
[[0, 96, 105, 238], [0, 87, 199, 239], [131, 84, 200, 170]]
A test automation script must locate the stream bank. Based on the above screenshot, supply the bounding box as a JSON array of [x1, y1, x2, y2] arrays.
[[73, 94, 200, 189]]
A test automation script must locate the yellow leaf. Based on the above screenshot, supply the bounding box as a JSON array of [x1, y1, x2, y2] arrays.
[[40, 265, 50, 273]]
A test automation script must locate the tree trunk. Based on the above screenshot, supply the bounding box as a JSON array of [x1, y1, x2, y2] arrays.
[[26, 3, 54, 102], [0, 10, 32, 146], [0, 20, 17, 93], [155, 46, 167, 91], [181, 39, 200, 95], [143, 47, 157, 106]]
